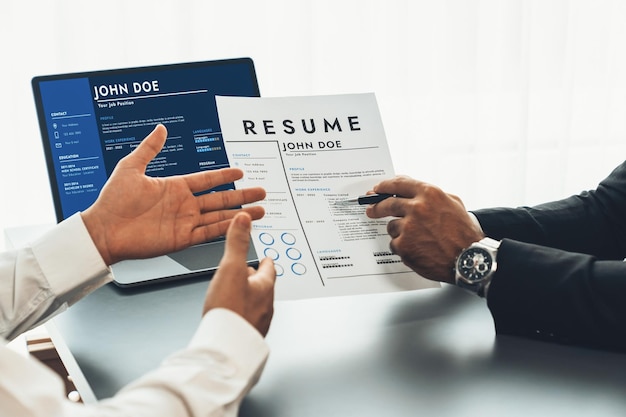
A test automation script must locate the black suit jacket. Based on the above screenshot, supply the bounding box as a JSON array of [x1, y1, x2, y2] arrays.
[[473, 161, 626, 351]]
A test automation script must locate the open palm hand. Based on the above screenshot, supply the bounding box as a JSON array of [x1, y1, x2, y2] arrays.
[[81, 124, 266, 265]]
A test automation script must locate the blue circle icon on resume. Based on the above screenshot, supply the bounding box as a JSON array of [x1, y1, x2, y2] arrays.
[[286, 247, 302, 260], [291, 263, 307, 275], [259, 232, 275, 245], [264, 247, 279, 260], [281, 232, 296, 245]]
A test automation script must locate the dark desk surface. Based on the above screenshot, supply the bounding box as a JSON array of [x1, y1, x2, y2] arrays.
[[49, 278, 626, 417]]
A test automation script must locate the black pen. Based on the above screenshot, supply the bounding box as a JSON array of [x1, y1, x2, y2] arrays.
[[335, 193, 395, 205]]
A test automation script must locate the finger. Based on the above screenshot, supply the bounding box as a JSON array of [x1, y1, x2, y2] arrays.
[[124, 124, 168, 168], [189, 206, 265, 244], [198, 207, 265, 230], [184, 168, 245, 194], [373, 176, 421, 198], [367, 195, 411, 218], [387, 218, 402, 238], [190, 220, 230, 245], [366, 176, 422, 219], [241, 205, 266, 220], [219, 212, 252, 268], [197, 188, 266, 213], [191, 217, 241, 248], [252, 257, 277, 287], [257, 258, 276, 286]]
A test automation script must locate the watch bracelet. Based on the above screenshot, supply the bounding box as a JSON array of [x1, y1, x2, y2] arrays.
[[454, 237, 500, 298]]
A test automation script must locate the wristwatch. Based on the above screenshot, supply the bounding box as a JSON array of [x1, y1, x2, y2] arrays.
[[454, 237, 501, 297]]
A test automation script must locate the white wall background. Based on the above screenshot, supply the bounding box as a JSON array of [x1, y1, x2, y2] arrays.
[[2, 0, 626, 239]]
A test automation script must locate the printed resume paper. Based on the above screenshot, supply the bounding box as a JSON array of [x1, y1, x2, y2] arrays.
[[217, 93, 438, 299]]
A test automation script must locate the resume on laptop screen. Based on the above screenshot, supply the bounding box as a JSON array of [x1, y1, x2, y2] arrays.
[[32, 58, 260, 222]]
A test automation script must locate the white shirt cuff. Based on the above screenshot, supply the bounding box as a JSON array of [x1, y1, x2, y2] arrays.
[[468, 212, 485, 234], [29, 213, 112, 306], [189, 308, 269, 373]]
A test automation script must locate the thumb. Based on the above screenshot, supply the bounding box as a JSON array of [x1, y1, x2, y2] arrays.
[[219, 212, 252, 268], [124, 124, 168, 168], [251, 256, 277, 287]]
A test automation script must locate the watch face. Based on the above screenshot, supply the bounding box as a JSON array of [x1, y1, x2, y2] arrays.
[[457, 247, 493, 282]]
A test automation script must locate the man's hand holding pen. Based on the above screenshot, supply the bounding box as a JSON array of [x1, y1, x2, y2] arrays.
[[365, 176, 484, 284], [335, 193, 395, 206]]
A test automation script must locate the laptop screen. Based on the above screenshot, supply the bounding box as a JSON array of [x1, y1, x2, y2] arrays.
[[32, 58, 260, 222]]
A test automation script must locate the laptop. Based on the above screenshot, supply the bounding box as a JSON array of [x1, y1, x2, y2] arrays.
[[31, 58, 261, 287]]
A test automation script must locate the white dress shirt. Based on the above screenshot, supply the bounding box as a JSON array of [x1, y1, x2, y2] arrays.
[[0, 214, 269, 417]]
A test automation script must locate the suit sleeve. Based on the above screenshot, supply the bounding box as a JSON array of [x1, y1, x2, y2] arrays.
[[485, 240, 626, 350], [472, 160, 626, 351]]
